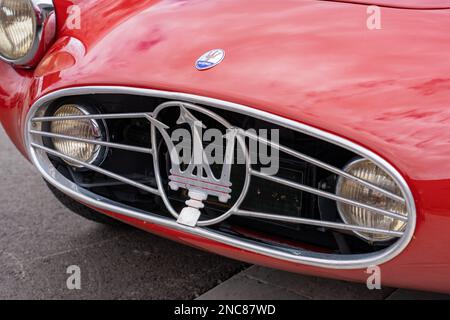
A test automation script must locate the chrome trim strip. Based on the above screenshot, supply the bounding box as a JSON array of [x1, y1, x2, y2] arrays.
[[235, 210, 403, 237], [24, 86, 417, 269], [32, 113, 152, 122], [31, 143, 160, 196], [30, 130, 153, 154], [251, 169, 407, 222]]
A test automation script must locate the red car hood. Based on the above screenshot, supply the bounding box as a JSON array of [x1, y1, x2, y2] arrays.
[[33, 0, 450, 184], [328, 0, 450, 9]]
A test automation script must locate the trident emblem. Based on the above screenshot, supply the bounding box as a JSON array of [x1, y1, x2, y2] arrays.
[[147, 105, 237, 226], [204, 50, 222, 62], [195, 49, 226, 70]]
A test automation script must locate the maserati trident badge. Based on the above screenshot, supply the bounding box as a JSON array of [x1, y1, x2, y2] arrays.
[[195, 49, 225, 70], [147, 101, 251, 228]]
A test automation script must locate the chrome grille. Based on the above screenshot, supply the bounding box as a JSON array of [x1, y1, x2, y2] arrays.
[[25, 87, 416, 269]]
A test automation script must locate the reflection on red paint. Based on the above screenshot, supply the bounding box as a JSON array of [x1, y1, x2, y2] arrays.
[[35, 52, 76, 77], [34, 36, 85, 78]]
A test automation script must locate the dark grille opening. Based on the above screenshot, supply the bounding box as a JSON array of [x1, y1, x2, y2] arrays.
[[37, 94, 401, 255], [27, 90, 414, 268]]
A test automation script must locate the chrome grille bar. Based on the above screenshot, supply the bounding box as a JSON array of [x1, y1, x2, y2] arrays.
[[235, 210, 403, 237], [31, 112, 404, 203], [31, 143, 160, 196], [241, 130, 405, 203], [251, 169, 408, 222], [30, 111, 408, 223], [29, 130, 153, 154], [31, 113, 152, 122]]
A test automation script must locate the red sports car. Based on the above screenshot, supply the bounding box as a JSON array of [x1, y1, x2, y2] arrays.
[[1, 0, 450, 293]]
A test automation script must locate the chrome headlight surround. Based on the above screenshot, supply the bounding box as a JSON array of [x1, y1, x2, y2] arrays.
[[44, 103, 109, 168], [336, 158, 409, 242], [0, 0, 55, 67]]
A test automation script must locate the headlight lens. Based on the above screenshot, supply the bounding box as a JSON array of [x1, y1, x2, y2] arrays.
[[50, 105, 106, 167], [0, 0, 36, 61], [336, 159, 408, 242]]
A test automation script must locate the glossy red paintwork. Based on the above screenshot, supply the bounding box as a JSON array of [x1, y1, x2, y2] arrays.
[[1, 0, 450, 292]]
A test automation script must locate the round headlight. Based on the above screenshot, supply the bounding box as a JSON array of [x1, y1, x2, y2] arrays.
[[336, 159, 408, 242], [50, 105, 107, 168], [0, 0, 36, 60]]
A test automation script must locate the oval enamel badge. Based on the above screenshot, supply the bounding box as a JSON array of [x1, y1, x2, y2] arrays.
[[195, 49, 225, 71]]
